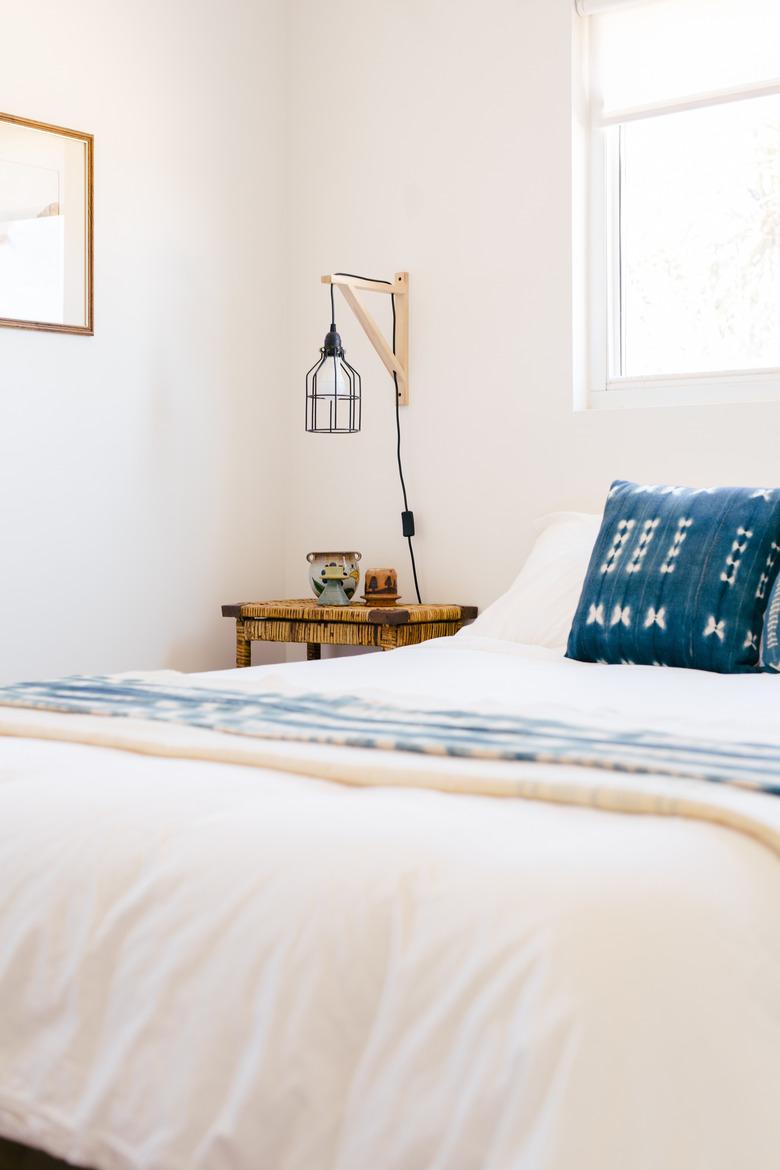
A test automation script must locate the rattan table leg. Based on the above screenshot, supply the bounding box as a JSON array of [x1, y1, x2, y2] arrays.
[[236, 620, 252, 668], [306, 643, 321, 661]]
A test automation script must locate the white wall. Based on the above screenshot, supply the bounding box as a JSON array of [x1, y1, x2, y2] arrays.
[[284, 0, 780, 638], [5, 0, 780, 682], [0, 0, 287, 682]]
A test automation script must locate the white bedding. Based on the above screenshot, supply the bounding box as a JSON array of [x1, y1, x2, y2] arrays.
[[0, 636, 779, 1170]]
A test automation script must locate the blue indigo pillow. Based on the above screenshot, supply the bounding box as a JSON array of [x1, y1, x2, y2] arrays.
[[566, 480, 780, 674], [761, 576, 780, 672]]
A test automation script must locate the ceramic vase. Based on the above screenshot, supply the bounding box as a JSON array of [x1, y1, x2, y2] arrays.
[[306, 551, 361, 604]]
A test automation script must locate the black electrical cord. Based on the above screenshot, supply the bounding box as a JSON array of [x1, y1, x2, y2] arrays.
[[332, 272, 422, 604], [390, 295, 422, 605]]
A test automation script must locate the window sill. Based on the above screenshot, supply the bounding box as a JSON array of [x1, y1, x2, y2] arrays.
[[585, 368, 780, 411]]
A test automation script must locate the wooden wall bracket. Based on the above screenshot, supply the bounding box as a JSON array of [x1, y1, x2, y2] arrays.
[[321, 271, 409, 405]]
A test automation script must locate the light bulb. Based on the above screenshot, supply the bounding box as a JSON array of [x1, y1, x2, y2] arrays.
[[321, 354, 349, 397]]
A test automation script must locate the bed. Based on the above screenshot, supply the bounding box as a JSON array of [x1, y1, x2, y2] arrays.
[[0, 630, 778, 1170]]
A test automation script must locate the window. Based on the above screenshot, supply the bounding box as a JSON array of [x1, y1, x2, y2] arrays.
[[578, 0, 780, 407]]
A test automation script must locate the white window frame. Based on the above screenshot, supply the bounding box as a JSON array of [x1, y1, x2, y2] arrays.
[[585, 72, 780, 411]]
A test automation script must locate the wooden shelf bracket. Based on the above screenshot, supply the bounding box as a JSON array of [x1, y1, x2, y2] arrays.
[[321, 271, 409, 405]]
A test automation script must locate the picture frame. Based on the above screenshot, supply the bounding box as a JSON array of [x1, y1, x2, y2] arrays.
[[0, 111, 93, 335]]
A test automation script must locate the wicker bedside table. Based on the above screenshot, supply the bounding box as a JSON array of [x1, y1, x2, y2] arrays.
[[221, 599, 478, 666]]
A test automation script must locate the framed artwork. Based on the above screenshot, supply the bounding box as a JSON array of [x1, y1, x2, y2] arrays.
[[0, 112, 93, 335]]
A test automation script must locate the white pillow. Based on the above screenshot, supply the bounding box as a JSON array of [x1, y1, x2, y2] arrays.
[[464, 511, 602, 649]]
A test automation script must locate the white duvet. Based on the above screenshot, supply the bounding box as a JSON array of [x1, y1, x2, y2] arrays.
[[0, 636, 779, 1170]]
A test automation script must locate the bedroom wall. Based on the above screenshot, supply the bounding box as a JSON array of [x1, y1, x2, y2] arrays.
[[0, 0, 287, 682], [284, 0, 780, 632], [5, 0, 779, 681]]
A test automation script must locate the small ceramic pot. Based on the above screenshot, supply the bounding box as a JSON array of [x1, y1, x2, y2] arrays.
[[307, 551, 361, 604], [362, 567, 400, 606]]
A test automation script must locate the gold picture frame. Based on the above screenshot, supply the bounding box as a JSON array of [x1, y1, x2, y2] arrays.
[[0, 111, 93, 335]]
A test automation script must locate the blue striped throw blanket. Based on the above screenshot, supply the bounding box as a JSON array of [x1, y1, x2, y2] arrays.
[[0, 674, 778, 796]]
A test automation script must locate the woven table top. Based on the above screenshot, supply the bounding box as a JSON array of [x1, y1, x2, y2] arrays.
[[222, 599, 478, 626]]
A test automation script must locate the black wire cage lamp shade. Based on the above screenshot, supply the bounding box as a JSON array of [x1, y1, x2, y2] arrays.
[[305, 313, 362, 434]]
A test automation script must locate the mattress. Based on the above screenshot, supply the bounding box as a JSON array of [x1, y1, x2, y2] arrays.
[[0, 635, 778, 1170]]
